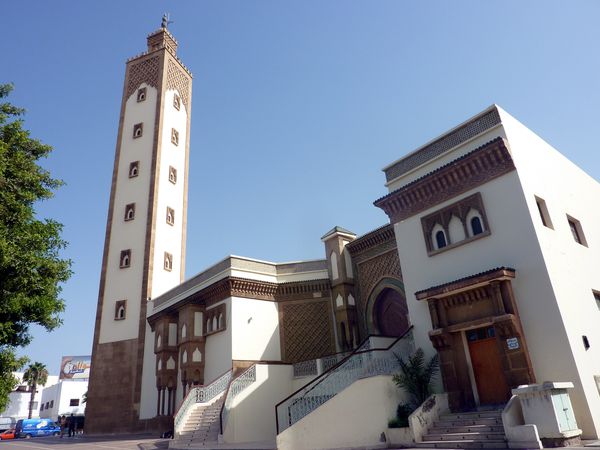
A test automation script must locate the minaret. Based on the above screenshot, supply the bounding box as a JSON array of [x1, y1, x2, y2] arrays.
[[86, 19, 192, 433]]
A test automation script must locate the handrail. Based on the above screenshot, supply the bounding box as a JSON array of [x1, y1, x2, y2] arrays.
[[219, 364, 257, 435], [174, 369, 233, 433], [275, 326, 414, 434]]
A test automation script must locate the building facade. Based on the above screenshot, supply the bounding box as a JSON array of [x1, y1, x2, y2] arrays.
[[375, 105, 600, 438], [88, 24, 600, 444]]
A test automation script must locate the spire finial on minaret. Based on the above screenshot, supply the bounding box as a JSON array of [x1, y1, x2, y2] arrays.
[[161, 13, 173, 29]]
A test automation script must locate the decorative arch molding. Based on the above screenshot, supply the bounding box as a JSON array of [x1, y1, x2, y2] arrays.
[[364, 277, 407, 335]]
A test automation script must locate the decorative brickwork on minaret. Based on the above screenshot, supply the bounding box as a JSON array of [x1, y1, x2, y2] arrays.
[[86, 23, 192, 433]]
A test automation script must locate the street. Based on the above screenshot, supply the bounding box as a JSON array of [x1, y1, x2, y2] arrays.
[[0, 435, 168, 450]]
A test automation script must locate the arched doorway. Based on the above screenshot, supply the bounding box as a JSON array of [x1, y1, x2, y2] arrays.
[[365, 279, 410, 337]]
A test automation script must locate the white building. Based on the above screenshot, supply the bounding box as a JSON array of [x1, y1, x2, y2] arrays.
[[86, 21, 600, 449], [375, 105, 600, 439], [38, 379, 87, 420], [0, 373, 59, 427]]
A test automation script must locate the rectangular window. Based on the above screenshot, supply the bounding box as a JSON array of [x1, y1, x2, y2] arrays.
[[166, 207, 175, 226], [171, 128, 179, 146], [124, 203, 135, 221], [50, 400, 54, 408], [169, 166, 177, 184], [173, 94, 181, 111], [115, 300, 127, 320], [594, 291, 600, 312], [535, 196, 553, 229], [129, 161, 140, 178], [69, 399, 80, 407], [164, 252, 173, 271], [133, 123, 143, 139], [567, 215, 587, 246], [40, 403, 44, 411], [137, 87, 147, 102], [120, 249, 131, 268]]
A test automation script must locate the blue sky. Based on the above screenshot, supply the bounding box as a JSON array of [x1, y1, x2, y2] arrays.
[[3, 1, 599, 374]]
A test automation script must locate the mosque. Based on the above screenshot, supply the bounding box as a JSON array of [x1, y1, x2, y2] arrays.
[[85, 22, 600, 449]]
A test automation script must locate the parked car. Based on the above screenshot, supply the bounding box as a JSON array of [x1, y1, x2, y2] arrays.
[[15, 419, 60, 438], [0, 428, 16, 440]]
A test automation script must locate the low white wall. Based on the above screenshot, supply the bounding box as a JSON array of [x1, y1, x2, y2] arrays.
[[277, 375, 405, 450], [409, 393, 448, 443], [502, 395, 542, 449], [223, 364, 293, 444]]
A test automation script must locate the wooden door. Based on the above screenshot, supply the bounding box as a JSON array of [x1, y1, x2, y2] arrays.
[[468, 328, 510, 405]]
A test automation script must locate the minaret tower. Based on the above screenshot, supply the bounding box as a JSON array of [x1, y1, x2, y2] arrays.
[[87, 18, 192, 433]]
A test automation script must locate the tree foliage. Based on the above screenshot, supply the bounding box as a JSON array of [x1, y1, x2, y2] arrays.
[[393, 348, 440, 409], [0, 83, 72, 411], [23, 362, 48, 419]]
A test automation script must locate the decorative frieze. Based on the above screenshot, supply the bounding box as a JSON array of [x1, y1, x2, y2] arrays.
[[375, 138, 515, 224]]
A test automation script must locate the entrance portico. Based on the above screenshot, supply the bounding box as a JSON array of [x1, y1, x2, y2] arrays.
[[415, 267, 535, 411]]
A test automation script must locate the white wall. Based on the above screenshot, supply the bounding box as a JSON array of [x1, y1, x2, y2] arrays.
[[500, 108, 600, 438], [277, 376, 405, 450], [151, 88, 188, 298], [1, 374, 58, 420], [231, 297, 281, 361], [39, 380, 87, 419], [224, 364, 294, 444], [139, 324, 159, 419], [99, 84, 157, 344], [204, 299, 233, 383]]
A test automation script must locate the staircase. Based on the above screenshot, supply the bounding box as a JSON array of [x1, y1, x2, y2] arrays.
[[170, 395, 224, 449], [416, 409, 507, 449]]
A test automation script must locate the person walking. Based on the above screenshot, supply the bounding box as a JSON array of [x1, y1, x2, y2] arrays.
[[68, 414, 75, 437], [59, 415, 66, 438]]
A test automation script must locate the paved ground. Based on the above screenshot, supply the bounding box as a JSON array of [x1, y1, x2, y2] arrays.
[[0, 435, 169, 450]]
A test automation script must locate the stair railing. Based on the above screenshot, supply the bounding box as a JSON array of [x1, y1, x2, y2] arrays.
[[174, 369, 233, 434], [275, 326, 414, 434], [219, 364, 257, 434]]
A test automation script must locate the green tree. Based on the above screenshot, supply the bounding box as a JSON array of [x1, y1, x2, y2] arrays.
[[0, 83, 72, 410], [393, 348, 440, 409], [23, 362, 48, 419]]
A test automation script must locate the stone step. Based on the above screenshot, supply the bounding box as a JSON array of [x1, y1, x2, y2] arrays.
[[434, 417, 502, 427], [440, 411, 502, 421], [415, 440, 508, 449], [424, 432, 506, 442], [429, 425, 504, 434]]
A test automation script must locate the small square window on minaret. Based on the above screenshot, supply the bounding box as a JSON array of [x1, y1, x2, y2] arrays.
[[171, 128, 179, 146], [166, 207, 175, 226], [115, 300, 127, 320], [137, 88, 147, 102], [125, 203, 136, 221], [129, 161, 140, 178], [164, 252, 173, 271], [120, 249, 131, 268], [173, 94, 181, 111], [169, 166, 177, 184], [133, 123, 143, 139]]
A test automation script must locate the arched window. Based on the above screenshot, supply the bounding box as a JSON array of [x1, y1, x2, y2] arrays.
[[206, 319, 211, 333], [431, 224, 447, 250], [448, 215, 465, 243], [157, 334, 162, 348], [125, 203, 135, 221], [129, 161, 139, 178], [471, 216, 483, 236], [117, 305, 125, 319], [436, 231, 447, 248], [120, 250, 131, 268], [181, 324, 187, 339], [137, 88, 146, 102], [218, 313, 223, 329], [466, 209, 485, 237], [212, 316, 218, 331], [330, 252, 339, 280]]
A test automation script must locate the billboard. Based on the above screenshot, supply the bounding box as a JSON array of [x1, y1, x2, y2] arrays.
[[59, 355, 91, 380]]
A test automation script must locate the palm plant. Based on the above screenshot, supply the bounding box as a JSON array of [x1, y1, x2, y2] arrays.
[[23, 362, 48, 419], [392, 348, 440, 409]]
